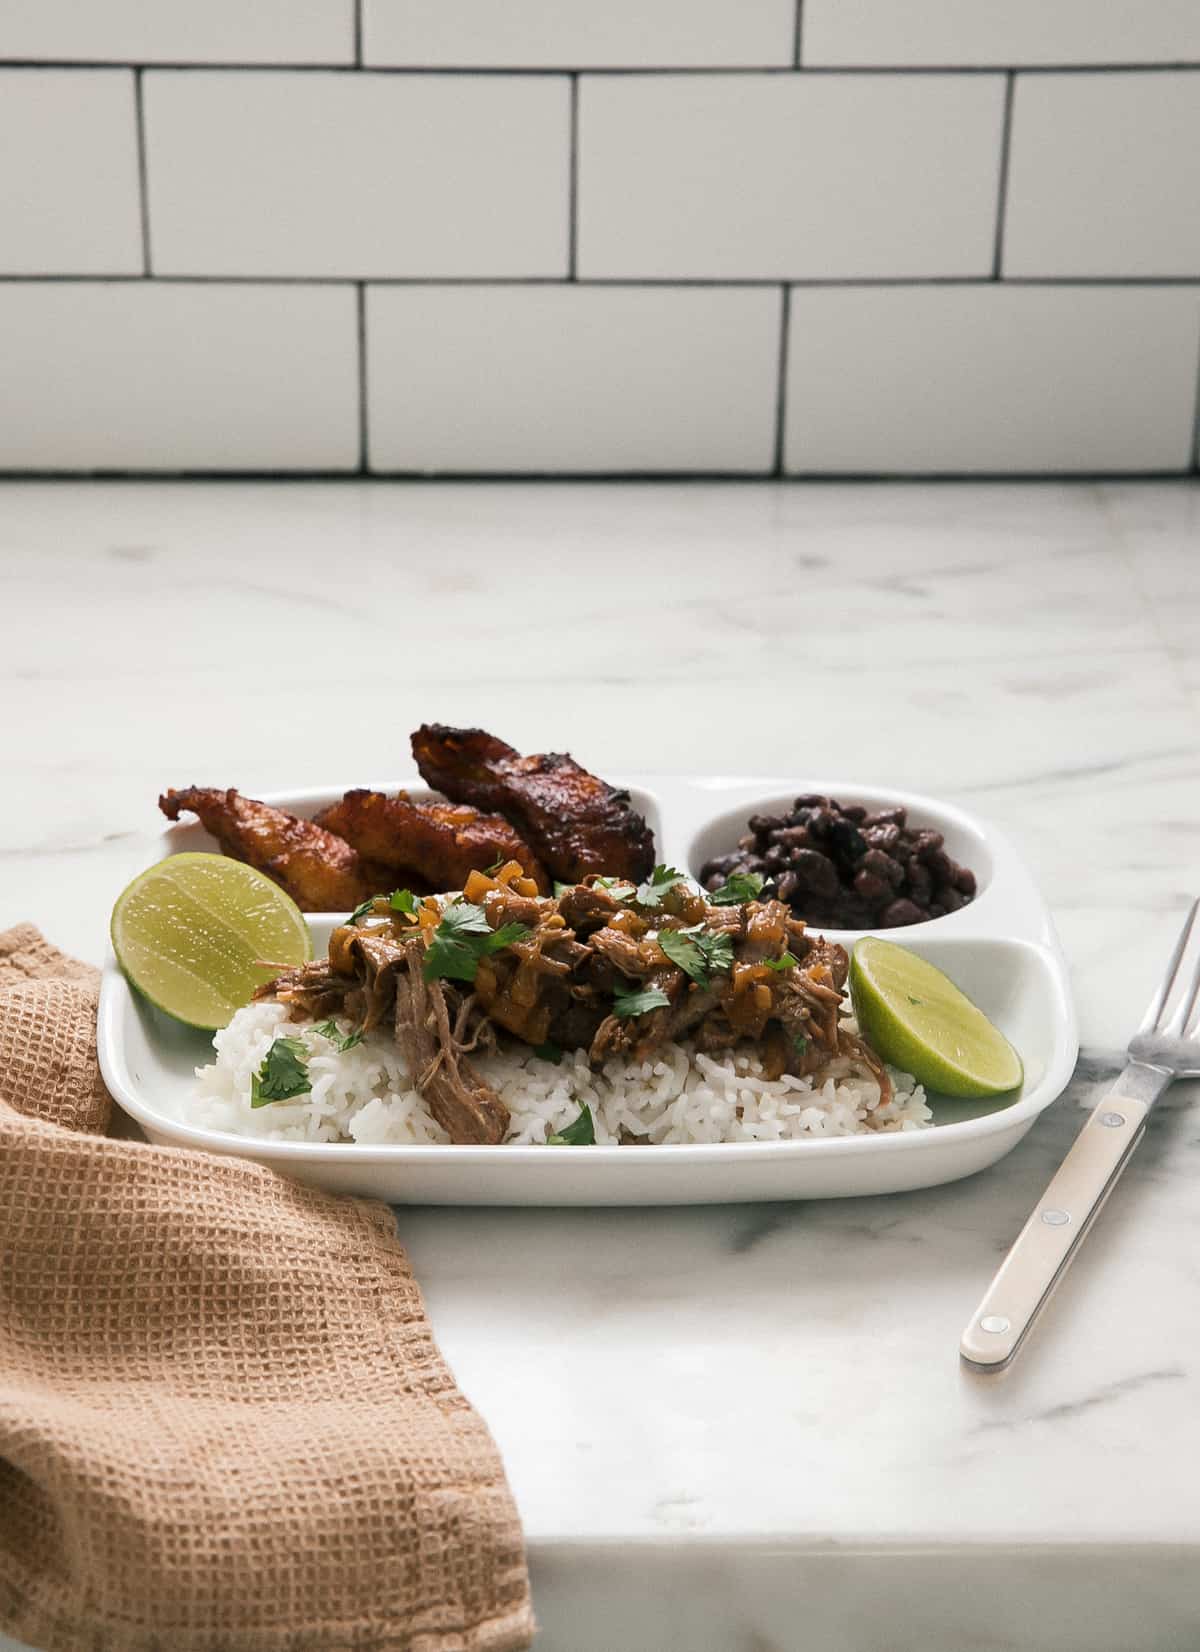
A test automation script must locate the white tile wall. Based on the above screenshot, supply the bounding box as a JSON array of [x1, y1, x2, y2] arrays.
[[143, 71, 569, 278], [784, 286, 1200, 473], [802, 0, 1200, 68], [1004, 72, 1200, 278], [578, 74, 1005, 279], [0, 69, 141, 274], [1, 9, 1198, 477], [366, 285, 781, 472], [0, 1, 354, 65], [0, 283, 358, 470], [363, 0, 794, 69]]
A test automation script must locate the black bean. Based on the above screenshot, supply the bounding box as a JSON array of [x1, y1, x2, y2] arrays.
[[827, 818, 867, 867], [862, 849, 905, 888], [938, 886, 965, 913], [763, 844, 788, 870], [854, 870, 888, 901], [864, 823, 901, 852], [914, 830, 945, 859], [955, 867, 977, 896], [864, 808, 906, 828], [775, 870, 799, 902], [842, 805, 868, 823], [806, 808, 836, 840], [793, 794, 827, 810], [881, 898, 924, 927], [748, 813, 785, 835], [906, 864, 933, 904], [791, 849, 840, 896], [772, 825, 810, 850]]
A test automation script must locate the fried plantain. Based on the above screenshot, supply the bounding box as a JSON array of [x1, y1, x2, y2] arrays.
[[158, 787, 388, 913], [410, 724, 655, 883], [314, 789, 549, 894]]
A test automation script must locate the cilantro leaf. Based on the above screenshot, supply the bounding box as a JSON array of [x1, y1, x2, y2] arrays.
[[250, 1036, 311, 1107], [546, 1103, 595, 1146], [484, 921, 530, 953], [793, 1032, 808, 1056], [593, 876, 636, 901], [422, 904, 531, 983], [313, 1019, 364, 1053], [532, 1041, 563, 1065], [636, 864, 689, 908], [389, 888, 418, 916], [553, 880, 573, 898], [763, 952, 799, 972], [694, 929, 734, 976], [484, 856, 506, 875], [708, 871, 766, 906], [612, 983, 671, 1020], [657, 927, 709, 985], [349, 897, 377, 926]]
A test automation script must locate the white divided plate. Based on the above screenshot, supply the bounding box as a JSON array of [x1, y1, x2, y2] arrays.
[[99, 777, 1078, 1206]]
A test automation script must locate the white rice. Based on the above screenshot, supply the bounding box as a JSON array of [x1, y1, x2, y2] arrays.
[[186, 1002, 931, 1146]]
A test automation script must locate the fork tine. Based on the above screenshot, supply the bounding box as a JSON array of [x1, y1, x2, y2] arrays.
[[1166, 933, 1200, 1037], [1139, 898, 1200, 1032]]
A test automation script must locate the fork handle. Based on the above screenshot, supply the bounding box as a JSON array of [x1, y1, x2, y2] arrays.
[[960, 1089, 1149, 1371]]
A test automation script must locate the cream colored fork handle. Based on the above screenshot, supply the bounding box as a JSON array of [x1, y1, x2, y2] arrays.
[[960, 1092, 1149, 1372]]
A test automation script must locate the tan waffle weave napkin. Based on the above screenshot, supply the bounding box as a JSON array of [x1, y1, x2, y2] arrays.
[[0, 925, 534, 1652]]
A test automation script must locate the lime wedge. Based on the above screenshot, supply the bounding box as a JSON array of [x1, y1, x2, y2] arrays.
[[111, 852, 312, 1030], [849, 937, 1023, 1098]]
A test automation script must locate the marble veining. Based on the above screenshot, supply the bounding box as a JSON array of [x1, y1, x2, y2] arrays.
[[1, 478, 1199, 1651]]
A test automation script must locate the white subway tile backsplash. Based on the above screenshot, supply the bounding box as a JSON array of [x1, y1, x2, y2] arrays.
[[0, 283, 358, 470], [0, 69, 141, 274], [802, 1, 1200, 68], [363, 0, 794, 69], [578, 74, 1005, 279], [366, 285, 780, 472], [0, 1, 354, 64], [1003, 72, 1200, 278], [784, 286, 1200, 473], [144, 72, 568, 278]]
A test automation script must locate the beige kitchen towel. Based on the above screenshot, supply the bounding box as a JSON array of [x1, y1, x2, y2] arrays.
[[0, 924, 534, 1652]]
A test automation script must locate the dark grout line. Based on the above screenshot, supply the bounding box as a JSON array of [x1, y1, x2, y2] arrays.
[[792, 1, 805, 68], [1190, 321, 1200, 474], [991, 72, 1015, 279], [2, 274, 1199, 289], [567, 75, 579, 280], [2, 59, 1200, 74], [0, 468, 1194, 484], [133, 69, 152, 274], [772, 286, 791, 475], [356, 282, 369, 473], [354, 0, 362, 67]]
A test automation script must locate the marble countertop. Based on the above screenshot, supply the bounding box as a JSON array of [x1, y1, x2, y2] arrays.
[[3, 479, 1200, 1651]]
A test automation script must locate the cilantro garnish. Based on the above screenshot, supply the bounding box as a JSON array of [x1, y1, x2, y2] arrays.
[[313, 1019, 364, 1053], [635, 864, 688, 908], [532, 1042, 563, 1065], [793, 1033, 808, 1056], [683, 925, 735, 977], [657, 928, 708, 984], [612, 982, 671, 1019], [422, 901, 530, 984], [763, 952, 799, 972], [553, 880, 573, 898], [546, 1103, 595, 1146], [389, 888, 418, 916], [709, 872, 766, 906], [348, 896, 377, 926], [250, 1037, 311, 1107], [593, 876, 636, 901]]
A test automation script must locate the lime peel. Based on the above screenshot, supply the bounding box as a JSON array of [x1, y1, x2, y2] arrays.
[[849, 937, 1023, 1100], [111, 852, 312, 1031]]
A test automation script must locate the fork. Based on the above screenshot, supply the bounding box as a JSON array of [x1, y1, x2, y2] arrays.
[[961, 898, 1200, 1373]]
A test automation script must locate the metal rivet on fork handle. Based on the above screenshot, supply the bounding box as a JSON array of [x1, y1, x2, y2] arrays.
[[1041, 1208, 1070, 1226], [1101, 1112, 1126, 1128], [980, 1316, 1010, 1335]]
